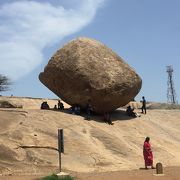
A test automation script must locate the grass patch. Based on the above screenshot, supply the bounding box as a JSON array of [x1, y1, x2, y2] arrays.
[[39, 174, 74, 180]]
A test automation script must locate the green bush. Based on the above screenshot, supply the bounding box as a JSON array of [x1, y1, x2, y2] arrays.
[[39, 174, 74, 180]]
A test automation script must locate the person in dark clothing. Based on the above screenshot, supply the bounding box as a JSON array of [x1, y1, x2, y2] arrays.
[[70, 104, 80, 115], [141, 96, 146, 114], [74, 104, 81, 115], [54, 105, 57, 109], [41, 101, 50, 109], [58, 100, 64, 110], [103, 112, 113, 125], [86, 100, 92, 120], [126, 105, 137, 117]]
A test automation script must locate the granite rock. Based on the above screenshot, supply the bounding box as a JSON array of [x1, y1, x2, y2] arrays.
[[39, 37, 142, 113]]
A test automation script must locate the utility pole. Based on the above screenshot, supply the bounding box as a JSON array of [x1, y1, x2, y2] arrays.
[[166, 65, 177, 104], [58, 129, 64, 172]]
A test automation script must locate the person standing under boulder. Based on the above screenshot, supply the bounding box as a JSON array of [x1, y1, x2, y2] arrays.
[[143, 137, 155, 169], [141, 96, 146, 114], [86, 99, 92, 120], [103, 112, 113, 125]]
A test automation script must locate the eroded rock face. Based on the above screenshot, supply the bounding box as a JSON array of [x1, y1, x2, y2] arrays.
[[39, 37, 142, 113]]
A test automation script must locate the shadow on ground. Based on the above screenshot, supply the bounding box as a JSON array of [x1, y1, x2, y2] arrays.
[[49, 108, 139, 125]]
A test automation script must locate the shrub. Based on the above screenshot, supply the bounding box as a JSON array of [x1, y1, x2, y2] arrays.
[[0, 74, 11, 92], [39, 174, 74, 180]]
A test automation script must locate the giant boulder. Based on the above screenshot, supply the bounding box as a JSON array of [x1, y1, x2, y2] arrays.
[[39, 37, 142, 113]]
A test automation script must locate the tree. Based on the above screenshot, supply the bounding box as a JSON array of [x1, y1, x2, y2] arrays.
[[0, 74, 11, 92]]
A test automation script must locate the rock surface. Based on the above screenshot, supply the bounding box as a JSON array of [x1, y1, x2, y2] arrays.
[[39, 37, 142, 113], [1, 97, 180, 175]]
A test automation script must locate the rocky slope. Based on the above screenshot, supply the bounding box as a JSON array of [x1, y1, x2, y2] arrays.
[[0, 97, 180, 175]]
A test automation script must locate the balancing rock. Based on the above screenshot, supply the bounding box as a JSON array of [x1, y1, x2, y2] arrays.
[[39, 37, 142, 113]]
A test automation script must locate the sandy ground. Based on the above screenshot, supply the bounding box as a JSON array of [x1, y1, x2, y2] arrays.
[[0, 96, 70, 109], [75, 166, 180, 180], [0, 96, 180, 179]]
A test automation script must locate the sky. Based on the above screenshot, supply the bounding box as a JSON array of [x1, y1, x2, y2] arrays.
[[0, 0, 179, 103]]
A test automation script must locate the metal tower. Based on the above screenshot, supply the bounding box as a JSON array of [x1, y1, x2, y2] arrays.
[[166, 65, 177, 104]]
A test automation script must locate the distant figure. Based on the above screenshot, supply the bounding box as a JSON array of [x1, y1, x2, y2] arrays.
[[143, 137, 155, 169], [103, 112, 113, 125], [54, 105, 57, 109], [141, 96, 146, 114], [86, 99, 92, 120], [74, 104, 81, 115], [70, 105, 75, 114], [126, 105, 137, 117], [41, 101, 50, 109], [58, 100, 64, 110]]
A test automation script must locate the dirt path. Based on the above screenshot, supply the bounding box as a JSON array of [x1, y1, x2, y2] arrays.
[[75, 166, 180, 180], [1, 166, 180, 180]]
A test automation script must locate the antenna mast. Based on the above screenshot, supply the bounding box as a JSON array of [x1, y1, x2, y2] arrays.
[[166, 65, 177, 104]]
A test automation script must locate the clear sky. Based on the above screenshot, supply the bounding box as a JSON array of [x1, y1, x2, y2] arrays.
[[0, 0, 179, 103]]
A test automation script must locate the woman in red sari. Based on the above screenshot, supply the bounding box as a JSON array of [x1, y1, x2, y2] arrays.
[[143, 137, 155, 169]]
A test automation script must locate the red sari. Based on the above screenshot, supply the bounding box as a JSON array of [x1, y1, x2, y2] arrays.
[[143, 141, 153, 166]]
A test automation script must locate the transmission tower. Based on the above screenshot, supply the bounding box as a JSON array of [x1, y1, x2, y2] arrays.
[[166, 65, 177, 104]]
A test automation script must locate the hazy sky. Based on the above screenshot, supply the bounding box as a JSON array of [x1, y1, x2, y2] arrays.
[[0, 0, 179, 103]]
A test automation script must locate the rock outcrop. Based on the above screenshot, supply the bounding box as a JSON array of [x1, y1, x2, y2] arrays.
[[39, 37, 142, 113]]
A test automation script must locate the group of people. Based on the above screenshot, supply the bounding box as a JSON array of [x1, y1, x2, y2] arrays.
[[70, 104, 81, 115], [69, 100, 113, 125], [41, 96, 147, 126], [126, 96, 147, 118], [41, 100, 64, 110], [70, 100, 92, 119], [40, 101, 50, 109], [40, 96, 145, 122]]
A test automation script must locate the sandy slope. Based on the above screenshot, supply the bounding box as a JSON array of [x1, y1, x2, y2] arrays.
[[0, 96, 70, 109], [0, 97, 180, 176]]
